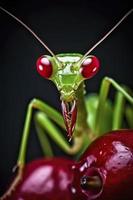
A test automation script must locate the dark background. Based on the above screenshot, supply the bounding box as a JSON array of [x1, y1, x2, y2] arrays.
[[0, 0, 132, 195]]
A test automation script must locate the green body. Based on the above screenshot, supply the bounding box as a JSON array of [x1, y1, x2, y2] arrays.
[[1, 55, 133, 200], [16, 53, 133, 165]]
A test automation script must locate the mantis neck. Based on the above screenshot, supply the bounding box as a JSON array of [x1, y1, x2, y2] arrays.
[[75, 82, 89, 136]]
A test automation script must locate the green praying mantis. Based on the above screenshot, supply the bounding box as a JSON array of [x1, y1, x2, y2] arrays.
[[0, 6, 133, 200]]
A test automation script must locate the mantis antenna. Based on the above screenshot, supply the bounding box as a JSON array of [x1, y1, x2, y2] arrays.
[[0, 6, 58, 59], [81, 9, 133, 61], [0, 6, 132, 63]]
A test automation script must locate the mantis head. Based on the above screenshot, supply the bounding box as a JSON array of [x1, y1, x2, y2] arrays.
[[36, 53, 100, 140]]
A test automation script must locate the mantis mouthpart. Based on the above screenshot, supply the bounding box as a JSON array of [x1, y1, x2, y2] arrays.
[[61, 100, 77, 141]]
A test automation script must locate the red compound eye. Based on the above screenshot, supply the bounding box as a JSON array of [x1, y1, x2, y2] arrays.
[[36, 56, 53, 79], [80, 56, 100, 79]]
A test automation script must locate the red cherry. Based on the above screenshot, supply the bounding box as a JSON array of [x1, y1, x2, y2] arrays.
[[4, 158, 75, 200], [80, 56, 100, 79], [3, 130, 133, 200], [36, 56, 53, 78], [72, 129, 133, 200]]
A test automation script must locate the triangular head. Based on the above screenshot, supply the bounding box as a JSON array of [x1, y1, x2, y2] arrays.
[[36, 53, 100, 140]]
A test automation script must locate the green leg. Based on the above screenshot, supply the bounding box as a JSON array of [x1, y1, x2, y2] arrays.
[[0, 98, 83, 200], [35, 120, 54, 157], [17, 98, 65, 166], [18, 98, 84, 166], [34, 111, 83, 157], [34, 111, 70, 157], [112, 90, 125, 130], [94, 77, 133, 136]]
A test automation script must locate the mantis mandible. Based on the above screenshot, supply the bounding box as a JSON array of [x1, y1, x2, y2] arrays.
[[0, 6, 133, 200]]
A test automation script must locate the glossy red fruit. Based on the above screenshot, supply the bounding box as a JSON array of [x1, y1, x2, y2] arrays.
[[4, 158, 75, 200], [72, 129, 133, 200], [3, 130, 133, 200], [80, 56, 100, 79], [36, 55, 53, 78]]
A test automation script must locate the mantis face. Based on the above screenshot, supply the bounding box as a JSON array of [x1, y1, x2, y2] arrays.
[[36, 53, 100, 140]]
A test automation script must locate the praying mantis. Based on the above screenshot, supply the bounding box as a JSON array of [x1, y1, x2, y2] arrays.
[[0, 6, 133, 200]]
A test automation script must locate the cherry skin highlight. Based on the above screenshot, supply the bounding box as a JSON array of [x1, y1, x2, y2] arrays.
[[72, 129, 133, 200], [4, 158, 75, 200], [81, 56, 100, 79], [36, 56, 53, 78]]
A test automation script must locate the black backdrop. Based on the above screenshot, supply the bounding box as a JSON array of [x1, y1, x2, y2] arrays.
[[0, 0, 133, 195]]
